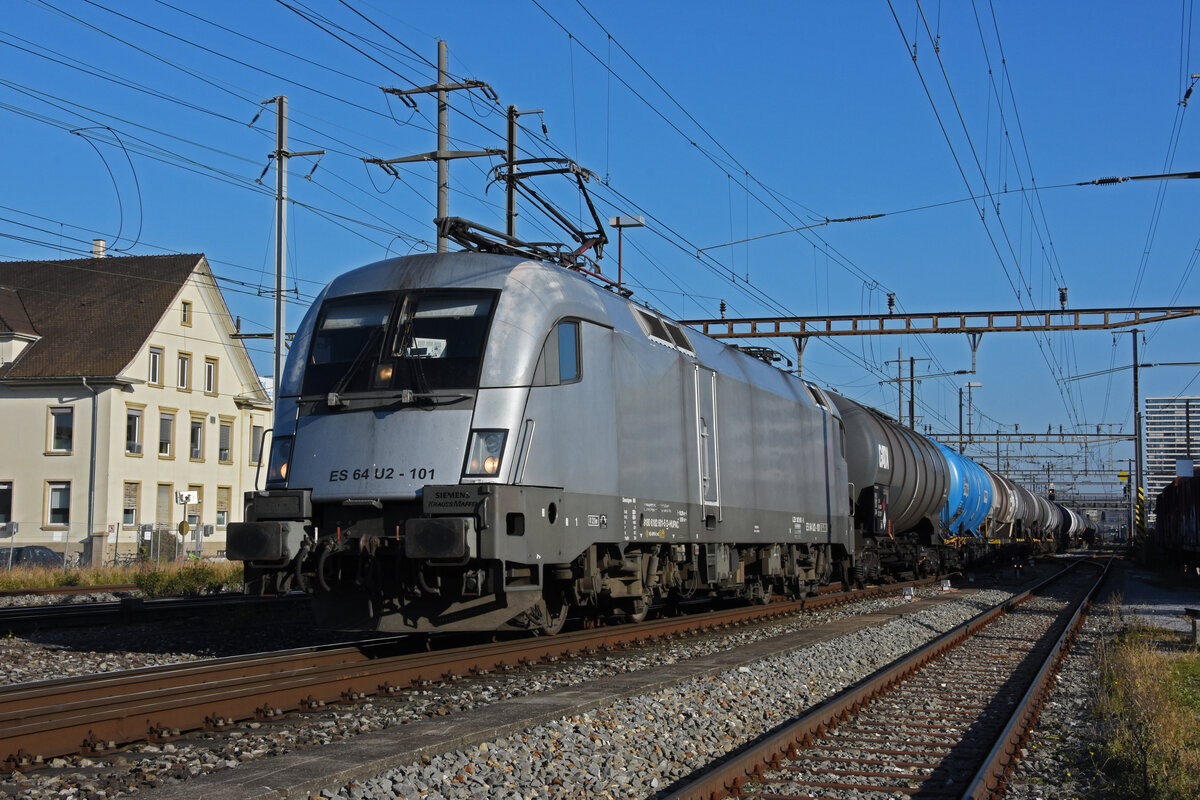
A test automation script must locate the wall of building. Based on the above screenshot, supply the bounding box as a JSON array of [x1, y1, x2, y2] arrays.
[[0, 269, 272, 564], [1145, 396, 1199, 500]]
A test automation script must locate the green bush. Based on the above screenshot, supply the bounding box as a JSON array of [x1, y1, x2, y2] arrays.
[[132, 563, 239, 597], [132, 569, 171, 598]]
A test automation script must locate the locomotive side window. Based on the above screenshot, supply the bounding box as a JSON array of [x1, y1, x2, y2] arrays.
[[558, 322, 579, 382], [532, 320, 582, 386]]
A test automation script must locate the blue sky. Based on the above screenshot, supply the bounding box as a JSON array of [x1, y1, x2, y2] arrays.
[[2, 0, 1198, 494]]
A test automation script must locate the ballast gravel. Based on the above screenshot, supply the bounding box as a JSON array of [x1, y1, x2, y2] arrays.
[[1001, 608, 1119, 800], [1, 559, 1132, 800], [0, 585, 997, 800], [315, 590, 1013, 800]]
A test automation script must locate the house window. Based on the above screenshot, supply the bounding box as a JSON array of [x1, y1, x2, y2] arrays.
[[250, 424, 264, 465], [125, 408, 143, 454], [218, 421, 233, 463], [47, 481, 70, 527], [149, 347, 163, 386], [190, 418, 204, 460], [181, 300, 192, 326], [159, 412, 175, 457], [216, 486, 231, 528], [0, 481, 11, 524], [204, 358, 218, 395], [123, 482, 139, 527], [49, 407, 74, 453], [186, 484, 203, 527], [177, 353, 191, 390], [156, 483, 172, 527]]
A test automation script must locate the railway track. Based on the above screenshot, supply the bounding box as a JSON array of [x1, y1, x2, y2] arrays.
[[0, 578, 928, 772], [665, 557, 1111, 800], [0, 592, 309, 633]]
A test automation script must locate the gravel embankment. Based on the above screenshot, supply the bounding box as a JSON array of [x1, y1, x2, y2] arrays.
[[5, 557, 1150, 800], [1, 586, 1001, 800], [313, 590, 1013, 800], [1001, 608, 1118, 800]]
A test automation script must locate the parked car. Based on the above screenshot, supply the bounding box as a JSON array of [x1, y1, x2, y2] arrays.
[[5, 545, 64, 568]]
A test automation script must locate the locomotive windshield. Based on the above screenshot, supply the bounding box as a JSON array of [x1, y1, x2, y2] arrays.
[[302, 290, 496, 398]]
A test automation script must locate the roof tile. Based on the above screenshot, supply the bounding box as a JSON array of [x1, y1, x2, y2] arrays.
[[0, 254, 202, 379]]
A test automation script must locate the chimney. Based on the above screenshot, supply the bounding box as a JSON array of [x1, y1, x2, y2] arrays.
[[93, 239, 106, 258]]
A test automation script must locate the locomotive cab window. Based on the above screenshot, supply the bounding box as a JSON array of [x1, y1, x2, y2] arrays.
[[303, 290, 497, 398], [533, 320, 582, 386], [377, 293, 494, 391], [304, 293, 393, 395]]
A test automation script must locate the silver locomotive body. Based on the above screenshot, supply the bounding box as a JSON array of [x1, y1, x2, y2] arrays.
[[229, 253, 852, 631]]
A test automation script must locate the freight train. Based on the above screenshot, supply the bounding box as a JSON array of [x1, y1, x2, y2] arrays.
[[228, 252, 1076, 633], [1148, 476, 1200, 575]]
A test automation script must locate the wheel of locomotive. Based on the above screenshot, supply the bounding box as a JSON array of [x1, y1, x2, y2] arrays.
[[243, 563, 267, 596], [535, 594, 569, 636], [850, 565, 867, 590], [747, 580, 769, 605], [626, 591, 653, 624]]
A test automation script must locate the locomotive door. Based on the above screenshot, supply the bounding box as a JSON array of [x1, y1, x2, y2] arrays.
[[695, 365, 722, 521]]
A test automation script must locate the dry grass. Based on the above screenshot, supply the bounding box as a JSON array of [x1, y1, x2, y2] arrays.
[[0, 560, 244, 594], [1092, 595, 1200, 799]]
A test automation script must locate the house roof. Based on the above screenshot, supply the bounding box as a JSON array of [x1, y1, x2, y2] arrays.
[[0, 287, 37, 336], [0, 254, 203, 379]]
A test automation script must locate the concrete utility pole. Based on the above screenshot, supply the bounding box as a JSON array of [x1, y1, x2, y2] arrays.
[[882, 350, 929, 428], [965, 381, 982, 445], [368, 41, 500, 252], [1131, 329, 1143, 534], [895, 348, 902, 421], [272, 96, 287, 392], [264, 96, 323, 391], [506, 105, 517, 238]]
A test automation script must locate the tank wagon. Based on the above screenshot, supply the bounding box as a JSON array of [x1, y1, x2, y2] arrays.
[[228, 252, 1071, 633]]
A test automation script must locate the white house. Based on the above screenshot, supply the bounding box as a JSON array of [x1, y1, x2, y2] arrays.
[[0, 251, 272, 563]]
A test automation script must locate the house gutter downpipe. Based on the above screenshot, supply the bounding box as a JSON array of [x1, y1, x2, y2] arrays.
[[81, 377, 97, 567]]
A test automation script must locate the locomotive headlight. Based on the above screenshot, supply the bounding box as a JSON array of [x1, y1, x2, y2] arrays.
[[376, 363, 394, 385], [463, 429, 507, 478], [265, 435, 294, 488]]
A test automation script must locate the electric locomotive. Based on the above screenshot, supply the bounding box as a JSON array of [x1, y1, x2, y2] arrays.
[[228, 251, 1073, 632], [229, 252, 855, 632]]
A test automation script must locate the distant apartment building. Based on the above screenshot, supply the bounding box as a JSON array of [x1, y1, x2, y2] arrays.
[[0, 252, 272, 563], [1144, 396, 1199, 501]]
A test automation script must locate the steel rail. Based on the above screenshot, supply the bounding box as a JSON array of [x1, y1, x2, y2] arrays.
[[0, 578, 934, 771], [662, 558, 1107, 800], [0, 593, 310, 633], [962, 559, 1112, 798]]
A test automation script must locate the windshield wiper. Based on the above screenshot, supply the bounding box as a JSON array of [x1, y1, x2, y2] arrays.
[[326, 327, 383, 407]]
